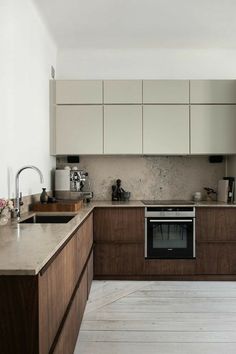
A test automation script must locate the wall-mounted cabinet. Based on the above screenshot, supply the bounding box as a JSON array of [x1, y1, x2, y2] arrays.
[[104, 105, 142, 154], [51, 79, 236, 156], [191, 105, 236, 154], [190, 80, 236, 104], [143, 105, 189, 154], [56, 105, 103, 155], [56, 80, 102, 104], [104, 80, 142, 104], [143, 80, 189, 104]]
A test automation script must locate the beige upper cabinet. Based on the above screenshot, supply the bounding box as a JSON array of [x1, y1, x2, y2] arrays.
[[190, 80, 236, 104], [143, 80, 189, 104], [56, 105, 103, 155], [104, 105, 142, 154], [104, 80, 142, 104], [56, 80, 103, 104], [143, 105, 189, 155], [191, 105, 236, 154]]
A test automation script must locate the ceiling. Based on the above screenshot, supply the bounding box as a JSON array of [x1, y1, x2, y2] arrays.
[[33, 0, 236, 49]]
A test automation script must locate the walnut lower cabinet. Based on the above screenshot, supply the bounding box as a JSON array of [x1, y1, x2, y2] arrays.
[[0, 213, 93, 354]]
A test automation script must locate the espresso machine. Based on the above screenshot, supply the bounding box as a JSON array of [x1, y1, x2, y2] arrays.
[[55, 168, 93, 201]]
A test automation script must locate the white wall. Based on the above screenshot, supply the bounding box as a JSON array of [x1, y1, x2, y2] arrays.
[[57, 48, 236, 79], [0, 0, 57, 199]]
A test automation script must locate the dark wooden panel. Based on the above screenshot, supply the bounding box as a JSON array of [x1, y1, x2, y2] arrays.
[[39, 214, 93, 354], [0, 276, 38, 354], [77, 213, 93, 274], [87, 250, 93, 296], [94, 207, 144, 243], [53, 269, 88, 354], [144, 259, 196, 275], [196, 242, 236, 274], [196, 207, 236, 241], [39, 234, 78, 354], [94, 243, 145, 276]]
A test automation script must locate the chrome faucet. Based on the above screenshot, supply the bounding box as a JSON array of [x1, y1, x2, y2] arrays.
[[15, 165, 44, 220]]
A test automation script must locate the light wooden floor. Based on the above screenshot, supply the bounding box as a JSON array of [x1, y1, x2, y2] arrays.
[[74, 281, 236, 354]]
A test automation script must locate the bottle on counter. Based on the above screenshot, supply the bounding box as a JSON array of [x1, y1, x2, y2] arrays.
[[40, 188, 48, 204]]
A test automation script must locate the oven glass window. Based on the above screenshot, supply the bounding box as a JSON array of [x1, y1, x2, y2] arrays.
[[152, 224, 188, 249]]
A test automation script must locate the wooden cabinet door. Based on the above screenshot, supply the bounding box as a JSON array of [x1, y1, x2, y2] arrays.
[[104, 80, 142, 104], [196, 243, 236, 275], [104, 105, 142, 154], [196, 208, 236, 242], [143, 105, 189, 154], [56, 105, 103, 154], [94, 243, 145, 276], [87, 250, 93, 295], [94, 208, 144, 243], [56, 80, 102, 104], [38, 214, 93, 354], [190, 80, 236, 104], [143, 80, 189, 104], [53, 269, 88, 354], [191, 105, 236, 154]]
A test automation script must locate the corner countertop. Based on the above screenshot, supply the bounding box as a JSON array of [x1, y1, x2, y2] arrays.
[[0, 199, 235, 276]]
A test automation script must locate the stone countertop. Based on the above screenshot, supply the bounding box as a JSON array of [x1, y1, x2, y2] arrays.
[[0, 199, 235, 276]]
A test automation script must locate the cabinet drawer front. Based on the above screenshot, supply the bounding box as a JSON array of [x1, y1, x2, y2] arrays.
[[94, 208, 144, 243], [143, 105, 189, 154], [77, 214, 93, 272], [196, 243, 236, 275], [53, 269, 88, 354], [191, 105, 236, 154], [190, 80, 236, 104], [143, 80, 189, 104], [196, 207, 236, 242], [56, 80, 102, 104], [55, 105, 103, 154], [94, 243, 145, 276], [104, 80, 142, 104]]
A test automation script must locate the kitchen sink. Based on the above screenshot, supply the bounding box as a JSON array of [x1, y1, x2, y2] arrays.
[[20, 214, 76, 224]]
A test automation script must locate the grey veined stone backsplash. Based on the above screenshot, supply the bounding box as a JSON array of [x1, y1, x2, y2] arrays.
[[56, 156, 225, 201]]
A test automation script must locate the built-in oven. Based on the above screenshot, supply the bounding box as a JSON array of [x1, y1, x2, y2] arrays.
[[145, 206, 195, 259]]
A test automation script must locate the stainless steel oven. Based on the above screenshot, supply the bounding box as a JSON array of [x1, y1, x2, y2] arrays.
[[145, 206, 196, 259]]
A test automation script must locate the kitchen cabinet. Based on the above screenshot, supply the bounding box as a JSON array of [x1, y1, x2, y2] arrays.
[[104, 105, 142, 154], [190, 105, 236, 154], [143, 105, 189, 154], [196, 208, 236, 275], [0, 214, 93, 354], [104, 80, 142, 104], [143, 80, 189, 104], [94, 208, 145, 278], [56, 105, 103, 154], [190, 80, 236, 104], [56, 80, 102, 104]]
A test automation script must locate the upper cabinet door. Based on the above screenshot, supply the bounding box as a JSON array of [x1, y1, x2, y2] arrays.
[[190, 80, 236, 103], [191, 105, 236, 154], [104, 105, 142, 154], [56, 105, 103, 155], [104, 80, 142, 104], [143, 105, 189, 155], [143, 80, 189, 104], [56, 80, 103, 104]]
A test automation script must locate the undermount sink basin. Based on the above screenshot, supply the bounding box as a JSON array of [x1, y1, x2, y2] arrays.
[[20, 214, 76, 224]]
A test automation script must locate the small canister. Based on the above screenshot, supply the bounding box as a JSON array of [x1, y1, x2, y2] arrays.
[[193, 192, 202, 202]]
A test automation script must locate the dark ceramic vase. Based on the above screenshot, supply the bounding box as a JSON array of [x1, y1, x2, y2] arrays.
[[40, 188, 48, 204]]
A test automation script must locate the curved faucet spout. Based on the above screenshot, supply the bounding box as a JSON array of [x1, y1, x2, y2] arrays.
[[15, 165, 44, 220]]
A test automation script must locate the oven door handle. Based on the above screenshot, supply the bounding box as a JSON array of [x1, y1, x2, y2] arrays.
[[149, 219, 192, 223]]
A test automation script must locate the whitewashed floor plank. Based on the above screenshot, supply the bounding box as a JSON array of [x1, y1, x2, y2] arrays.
[[74, 341, 236, 354], [78, 330, 236, 343]]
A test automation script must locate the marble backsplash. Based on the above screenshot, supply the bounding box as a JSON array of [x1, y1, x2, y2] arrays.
[[56, 156, 226, 201]]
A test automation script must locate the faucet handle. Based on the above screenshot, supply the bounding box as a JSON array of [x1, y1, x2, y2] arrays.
[[19, 192, 24, 206]]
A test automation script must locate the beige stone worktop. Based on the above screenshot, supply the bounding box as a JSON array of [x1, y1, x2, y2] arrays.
[[0, 199, 235, 276]]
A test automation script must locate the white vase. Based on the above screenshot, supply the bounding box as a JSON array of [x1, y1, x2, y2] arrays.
[[0, 210, 10, 225]]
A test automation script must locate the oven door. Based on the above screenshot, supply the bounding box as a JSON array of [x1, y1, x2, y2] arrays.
[[145, 217, 195, 259]]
